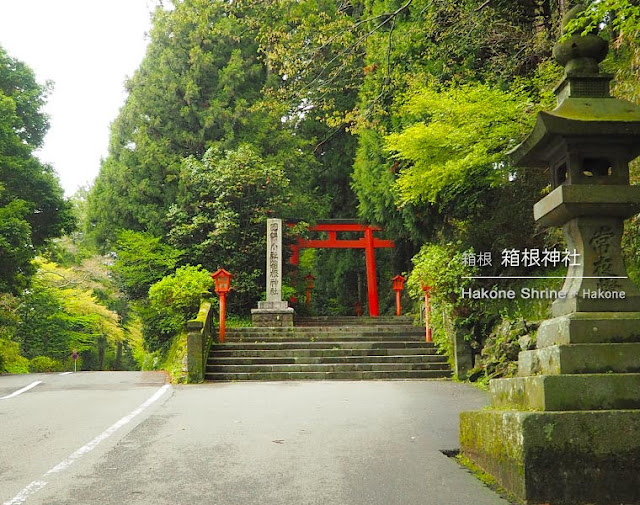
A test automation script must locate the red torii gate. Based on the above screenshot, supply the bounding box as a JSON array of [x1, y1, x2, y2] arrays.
[[288, 220, 395, 317]]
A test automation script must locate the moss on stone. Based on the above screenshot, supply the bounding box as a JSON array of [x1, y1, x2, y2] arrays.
[[455, 453, 521, 505], [461, 409, 640, 504], [161, 331, 188, 383]]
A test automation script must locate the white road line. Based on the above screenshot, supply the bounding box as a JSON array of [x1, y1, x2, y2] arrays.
[[2, 383, 171, 505], [58, 372, 73, 376], [3, 482, 47, 505], [0, 381, 43, 400]]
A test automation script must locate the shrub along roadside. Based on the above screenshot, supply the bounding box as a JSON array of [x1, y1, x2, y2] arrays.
[[28, 356, 64, 373], [140, 265, 213, 353]]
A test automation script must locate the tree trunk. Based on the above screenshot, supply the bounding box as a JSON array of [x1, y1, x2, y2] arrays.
[[98, 336, 106, 370], [115, 341, 123, 370]]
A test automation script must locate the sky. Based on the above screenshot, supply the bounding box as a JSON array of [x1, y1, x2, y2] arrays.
[[0, 0, 159, 197]]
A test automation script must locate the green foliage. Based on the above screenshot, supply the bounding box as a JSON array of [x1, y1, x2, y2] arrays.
[[0, 339, 29, 373], [112, 230, 182, 300], [406, 243, 478, 355], [472, 319, 538, 383], [565, 1, 640, 41], [69, 0, 640, 382], [352, 129, 417, 239], [0, 255, 142, 373], [0, 301, 30, 374], [347, 0, 566, 267], [406, 243, 477, 304], [159, 332, 188, 383], [0, 46, 49, 147], [1, 293, 24, 372], [16, 284, 73, 360], [563, 1, 640, 103], [142, 265, 213, 352], [28, 356, 64, 373], [0, 45, 74, 293], [167, 145, 301, 310], [14, 260, 125, 365], [387, 82, 535, 207], [0, 200, 34, 293], [225, 314, 252, 328], [123, 316, 147, 369], [86, 0, 317, 246], [148, 265, 212, 315]]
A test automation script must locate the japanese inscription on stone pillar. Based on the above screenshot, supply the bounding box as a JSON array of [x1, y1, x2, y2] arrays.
[[266, 218, 283, 302], [589, 225, 619, 290]]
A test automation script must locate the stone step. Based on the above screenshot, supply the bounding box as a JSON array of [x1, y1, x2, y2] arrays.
[[519, 343, 640, 376], [294, 316, 415, 326], [207, 362, 452, 374], [204, 369, 452, 381], [222, 339, 432, 348], [226, 326, 423, 336], [208, 354, 448, 366], [212, 340, 436, 351], [207, 317, 449, 381], [536, 313, 640, 347], [225, 335, 425, 342], [211, 344, 437, 358], [212, 347, 440, 358], [491, 373, 640, 411]]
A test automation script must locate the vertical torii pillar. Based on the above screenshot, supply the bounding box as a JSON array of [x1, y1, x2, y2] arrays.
[[364, 226, 379, 317], [460, 6, 640, 504], [251, 218, 295, 327]]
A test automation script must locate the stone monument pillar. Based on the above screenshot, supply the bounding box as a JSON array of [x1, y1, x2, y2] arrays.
[[460, 5, 640, 504], [251, 218, 295, 327]]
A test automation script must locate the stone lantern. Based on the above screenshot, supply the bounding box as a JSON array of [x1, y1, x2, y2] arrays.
[[512, 4, 640, 316], [460, 5, 640, 504]]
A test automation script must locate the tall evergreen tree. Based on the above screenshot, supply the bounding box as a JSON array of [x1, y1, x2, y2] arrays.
[[87, 0, 324, 249], [0, 45, 74, 293]]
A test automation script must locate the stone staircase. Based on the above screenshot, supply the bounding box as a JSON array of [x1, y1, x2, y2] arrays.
[[205, 316, 452, 381]]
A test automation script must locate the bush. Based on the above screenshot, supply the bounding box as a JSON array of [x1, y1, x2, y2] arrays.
[[0, 338, 29, 374], [406, 243, 479, 358], [142, 265, 213, 352], [28, 356, 64, 373]]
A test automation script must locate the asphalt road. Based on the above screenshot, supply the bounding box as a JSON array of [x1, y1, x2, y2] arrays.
[[1, 372, 510, 505]]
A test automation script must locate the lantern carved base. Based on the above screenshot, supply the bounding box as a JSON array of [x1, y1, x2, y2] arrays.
[[533, 185, 640, 316]]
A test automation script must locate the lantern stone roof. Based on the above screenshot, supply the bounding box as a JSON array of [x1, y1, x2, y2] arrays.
[[509, 4, 640, 167], [512, 98, 640, 167]]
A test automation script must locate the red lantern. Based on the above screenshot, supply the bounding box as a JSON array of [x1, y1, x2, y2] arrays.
[[392, 275, 406, 316], [211, 268, 232, 295], [211, 269, 233, 342]]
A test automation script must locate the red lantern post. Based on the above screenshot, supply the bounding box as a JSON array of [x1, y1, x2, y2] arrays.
[[392, 275, 406, 316], [304, 274, 315, 309], [211, 269, 232, 343], [421, 284, 432, 342]]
